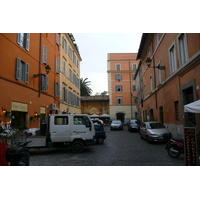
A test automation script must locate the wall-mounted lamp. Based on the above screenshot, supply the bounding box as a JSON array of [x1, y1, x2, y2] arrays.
[[34, 65, 51, 78], [146, 57, 165, 70], [34, 112, 38, 116], [2, 107, 6, 113]]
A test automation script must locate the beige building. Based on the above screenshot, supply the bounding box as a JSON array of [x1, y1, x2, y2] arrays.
[[60, 33, 82, 114]]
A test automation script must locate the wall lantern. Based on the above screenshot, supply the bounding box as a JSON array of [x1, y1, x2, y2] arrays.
[[146, 57, 165, 70], [34, 65, 51, 78], [2, 107, 6, 113]]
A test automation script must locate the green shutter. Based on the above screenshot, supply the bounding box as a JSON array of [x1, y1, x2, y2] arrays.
[[16, 58, 21, 80], [25, 63, 29, 83]]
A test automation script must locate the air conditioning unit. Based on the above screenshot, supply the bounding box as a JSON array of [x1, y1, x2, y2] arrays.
[[50, 103, 56, 110]]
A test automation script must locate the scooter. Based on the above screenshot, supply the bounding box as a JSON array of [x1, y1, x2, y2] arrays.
[[165, 138, 184, 158], [6, 141, 31, 166]]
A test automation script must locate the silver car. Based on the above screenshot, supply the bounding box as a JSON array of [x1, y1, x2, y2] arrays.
[[110, 120, 123, 130], [139, 121, 172, 143]]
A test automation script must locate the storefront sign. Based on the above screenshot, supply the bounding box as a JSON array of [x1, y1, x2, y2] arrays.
[[12, 102, 28, 112], [40, 107, 46, 114], [184, 127, 198, 166]]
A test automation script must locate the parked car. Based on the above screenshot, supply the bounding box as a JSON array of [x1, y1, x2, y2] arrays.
[[110, 120, 123, 130], [127, 119, 140, 132], [94, 124, 106, 144], [139, 121, 172, 143]]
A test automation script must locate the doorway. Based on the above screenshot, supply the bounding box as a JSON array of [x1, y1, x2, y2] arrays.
[[11, 111, 27, 129], [116, 112, 125, 122]]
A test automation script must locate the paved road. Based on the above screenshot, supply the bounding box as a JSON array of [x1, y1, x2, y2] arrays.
[[29, 126, 185, 166]]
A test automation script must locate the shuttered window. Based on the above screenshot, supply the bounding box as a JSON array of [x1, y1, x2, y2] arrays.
[[42, 75, 48, 91], [43, 46, 47, 64], [16, 58, 29, 83], [56, 58, 59, 73], [55, 82, 60, 96], [17, 33, 30, 51]]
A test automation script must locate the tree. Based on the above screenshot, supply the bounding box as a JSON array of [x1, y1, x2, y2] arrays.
[[101, 91, 108, 95], [80, 78, 93, 96]]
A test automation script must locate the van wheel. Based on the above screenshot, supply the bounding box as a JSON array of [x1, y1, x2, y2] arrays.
[[71, 141, 84, 153]]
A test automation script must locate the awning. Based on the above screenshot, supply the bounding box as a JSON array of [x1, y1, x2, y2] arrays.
[[184, 100, 200, 113]]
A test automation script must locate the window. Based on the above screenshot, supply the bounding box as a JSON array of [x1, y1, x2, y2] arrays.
[[174, 101, 180, 121], [42, 75, 48, 91], [63, 60, 66, 75], [116, 64, 120, 71], [116, 74, 122, 81], [16, 58, 29, 83], [158, 64, 162, 84], [68, 46, 73, 60], [43, 45, 47, 64], [132, 74, 135, 80], [56, 58, 59, 73], [169, 45, 177, 73], [132, 64, 137, 71], [132, 84, 136, 92], [116, 85, 123, 92], [150, 75, 153, 92], [69, 92, 72, 104], [155, 33, 159, 47], [17, 33, 30, 51], [116, 98, 123, 105], [55, 82, 60, 96], [63, 87, 68, 102], [56, 34, 59, 45], [54, 116, 68, 125], [178, 33, 188, 65], [74, 116, 91, 127], [73, 54, 77, 65], [63, 38, 68, 52], [69, 68, 73, 81], [143, 85, 146, 98]]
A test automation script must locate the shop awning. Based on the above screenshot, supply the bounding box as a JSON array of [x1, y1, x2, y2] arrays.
[[184, 100, 200, 113]]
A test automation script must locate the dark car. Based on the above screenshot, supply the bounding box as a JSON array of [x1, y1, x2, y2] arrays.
[[127, 119, 140, 132], [110, 120, 123, 130], [94, 124, 106, 144], [139, 121, 172, 143]]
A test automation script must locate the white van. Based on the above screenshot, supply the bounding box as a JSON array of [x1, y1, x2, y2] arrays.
[[26, 114, 95, 153]]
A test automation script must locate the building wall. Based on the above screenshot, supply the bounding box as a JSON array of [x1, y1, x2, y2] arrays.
[[136, 33, 200, 139], [60, 33, 81, 114], [0, 33, 60, 129], [81, 95, 109, 115], [107, 53, 139, 121]]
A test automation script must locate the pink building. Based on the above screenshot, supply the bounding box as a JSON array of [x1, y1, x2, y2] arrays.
[[107, 53, 139, 121]]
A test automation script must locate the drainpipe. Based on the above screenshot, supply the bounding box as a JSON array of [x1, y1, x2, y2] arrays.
[[129, 59, 133, 118], [38, 33, 42, 97]]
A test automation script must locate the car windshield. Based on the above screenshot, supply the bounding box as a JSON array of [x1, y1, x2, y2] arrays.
[[130, 120, 137, 124], [148, 123, 166, 129], [112, 121, 121, 124]]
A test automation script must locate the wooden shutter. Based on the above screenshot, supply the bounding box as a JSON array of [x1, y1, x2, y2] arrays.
[[25, 63, 29, 83], [26, 33, 30, 51], [43, 46, 47, 64], [16, 58, 21, 80]]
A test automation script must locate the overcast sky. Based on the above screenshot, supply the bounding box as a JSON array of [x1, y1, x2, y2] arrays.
[[73, 33, 142, 95]]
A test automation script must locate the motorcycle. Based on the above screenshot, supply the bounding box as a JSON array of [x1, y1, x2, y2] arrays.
[[6, 141, 31, 166], [165, 138, 184, 158]]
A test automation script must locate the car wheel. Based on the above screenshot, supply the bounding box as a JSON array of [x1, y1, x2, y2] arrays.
[[146, 136, 151, 144], [97, 137, 104, 144], [71, 141, 84, 153]]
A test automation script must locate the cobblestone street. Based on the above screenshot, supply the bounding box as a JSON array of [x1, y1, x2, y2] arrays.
[[29, 126, 185, 166]]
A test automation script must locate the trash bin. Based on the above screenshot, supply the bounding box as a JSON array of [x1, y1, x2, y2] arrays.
[[40, 122, 47, 136]]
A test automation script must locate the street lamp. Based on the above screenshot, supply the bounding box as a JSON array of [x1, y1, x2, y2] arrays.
[[34, 65, 51, 78], [146, 57, 165, 70]]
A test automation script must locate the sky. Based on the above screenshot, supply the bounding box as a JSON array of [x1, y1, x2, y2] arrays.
[[73, 33, 142, 95]]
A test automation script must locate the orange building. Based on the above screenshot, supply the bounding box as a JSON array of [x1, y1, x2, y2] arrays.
[[135, 33, 200, 139], [107, 53, 139, 121], [0, 33, 60, 129]]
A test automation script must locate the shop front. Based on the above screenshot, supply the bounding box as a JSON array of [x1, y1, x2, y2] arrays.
[[11, 101, 28, 129]]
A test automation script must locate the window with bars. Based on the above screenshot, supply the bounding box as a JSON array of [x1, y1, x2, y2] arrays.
[[174, 101, 180, 121], [116, 98, 123, 105]]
